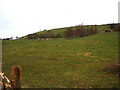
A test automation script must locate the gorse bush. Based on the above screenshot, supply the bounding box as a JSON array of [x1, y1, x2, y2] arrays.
[[113, 24, 120, 31], [108, 23, 117, 29], [107, 23, 120, 32], [64, 28, 75, 38], [27, 30, 61, 39], [27, 33, 39, 39], [27, 25, 98, 39], [64, 25, 98, 38], [74, 26, 85, 37]]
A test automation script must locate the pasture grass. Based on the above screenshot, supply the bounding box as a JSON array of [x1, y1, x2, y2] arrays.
[[2, 32, 119, 88]]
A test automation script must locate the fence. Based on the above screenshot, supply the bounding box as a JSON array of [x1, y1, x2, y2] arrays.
[[0, 40, 2, 90], [0, 66, 22, 90]]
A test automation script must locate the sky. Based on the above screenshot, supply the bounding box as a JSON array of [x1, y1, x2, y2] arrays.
[[0, 0, 119, 39]]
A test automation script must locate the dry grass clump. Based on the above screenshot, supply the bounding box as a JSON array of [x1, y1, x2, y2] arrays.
[[102, 62, 120, 76]]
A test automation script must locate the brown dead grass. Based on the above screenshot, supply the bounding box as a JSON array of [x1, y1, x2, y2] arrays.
[[102, 62, 120, 76]]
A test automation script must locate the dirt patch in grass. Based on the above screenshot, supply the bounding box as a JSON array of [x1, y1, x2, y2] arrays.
[[102, 62, 120, 76], [49, 58, 58, 60]]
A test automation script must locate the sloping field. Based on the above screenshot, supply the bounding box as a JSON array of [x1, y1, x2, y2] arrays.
[[2, 32, 119, 88], [21, 24, 108, 39]]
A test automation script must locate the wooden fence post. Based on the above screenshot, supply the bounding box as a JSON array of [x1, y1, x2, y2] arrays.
[[11, 66, 22, 89], [2, 78, 6, 90]]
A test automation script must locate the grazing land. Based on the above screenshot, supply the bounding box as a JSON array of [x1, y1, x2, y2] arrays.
[[2, 24, 119, 88]]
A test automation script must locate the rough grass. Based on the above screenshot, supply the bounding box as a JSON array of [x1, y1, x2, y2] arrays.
[[2, 32, 119, 88], [102, 62, 120, 76]]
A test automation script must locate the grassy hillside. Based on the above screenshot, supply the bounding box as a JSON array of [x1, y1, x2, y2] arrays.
[[20, 24, 110, 39], [2, 32, 119, 88]]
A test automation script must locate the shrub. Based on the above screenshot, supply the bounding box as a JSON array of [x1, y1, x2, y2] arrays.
[[108, 23, 117, 29], [74, 26, 85, 37], [89, 26, 98, 35], [102, 62, 120, 76], [27, 33, 39, 39], [113, 24, 120, 31], [27, 31, 60, 39], [64, 28, 75, 38], [55, 34, 61, 38], [64, 25, 98, 38], [39, 33, 48, 38], [46, 31, 56, 38]]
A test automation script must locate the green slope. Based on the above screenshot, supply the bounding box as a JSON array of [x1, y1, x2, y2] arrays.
[[2, 32, 119, 88], [20, 24, 111, 39]]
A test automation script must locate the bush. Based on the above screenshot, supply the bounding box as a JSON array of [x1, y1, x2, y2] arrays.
[[113, 24, 120, 31], [64, 28, 75, 38], [27, 30, 62, 39], [27, 33, 39, 39], [89, 26, 98, 35], [45, 31, 53, 38], [108, 23, 117, 29], [38, 34, 47, 38], [102, 62, 120, 76], [55, 34, 61, 38], [64, 25, 98, 38], [74, 26, 85, 37]]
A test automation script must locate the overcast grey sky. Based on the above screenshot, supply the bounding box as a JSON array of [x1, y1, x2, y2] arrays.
[[0, 0, 119, 38]]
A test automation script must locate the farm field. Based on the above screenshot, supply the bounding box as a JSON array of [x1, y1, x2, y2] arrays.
[[2, 32, 119, 88]]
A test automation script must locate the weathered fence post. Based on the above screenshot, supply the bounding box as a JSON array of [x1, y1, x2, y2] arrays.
[[2, 77, 6, 90], [11, 66, 22, 89], [0, 72, 11, 90]]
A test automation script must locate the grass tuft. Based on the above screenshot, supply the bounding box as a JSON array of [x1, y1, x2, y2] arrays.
[[102, 62, 120, 76]]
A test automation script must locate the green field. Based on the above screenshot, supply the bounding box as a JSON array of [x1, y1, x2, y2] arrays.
[[2, 32, 119, 88]]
